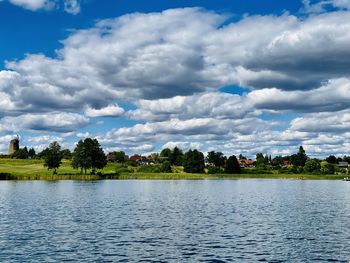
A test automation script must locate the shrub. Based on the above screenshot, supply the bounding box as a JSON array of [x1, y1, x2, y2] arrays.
[[304, 159, 321, 174], [160, 161, 172, 173], [136, 165, 161, 173], [207, 166, 223, 174]]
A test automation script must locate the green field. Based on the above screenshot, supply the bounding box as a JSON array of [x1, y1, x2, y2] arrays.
[[0, 159, 346, 180]]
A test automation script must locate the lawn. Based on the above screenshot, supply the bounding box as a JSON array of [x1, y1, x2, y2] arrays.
[[0, 159, 346, 180]]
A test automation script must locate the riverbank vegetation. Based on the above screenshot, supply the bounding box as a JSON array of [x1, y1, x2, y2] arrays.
[[1, 139, 349, 180]]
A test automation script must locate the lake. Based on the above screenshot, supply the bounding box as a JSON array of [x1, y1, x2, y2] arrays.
[[0, 179, 349, 262]]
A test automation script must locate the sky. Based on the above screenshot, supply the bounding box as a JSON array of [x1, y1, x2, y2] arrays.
[[1, 0, 350, 158]]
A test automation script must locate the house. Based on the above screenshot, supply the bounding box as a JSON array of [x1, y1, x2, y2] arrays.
[[338, 162, 349, 168], [130, 154, 142, 162], [282, 160, 291, 168], [238, 159, 256, 168], [129, 154, 154, 165]]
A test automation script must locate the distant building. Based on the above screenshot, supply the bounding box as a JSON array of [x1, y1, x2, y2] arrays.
[[238, 159, 255, 168], [8, 136, 19, 155], [338, 162, 349, 168], [130, 154, 142, 162]]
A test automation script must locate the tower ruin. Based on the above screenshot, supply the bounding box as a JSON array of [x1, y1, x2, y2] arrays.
[[8, 136, 19, 155]]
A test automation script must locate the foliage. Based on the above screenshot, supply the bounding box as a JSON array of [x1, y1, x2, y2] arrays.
[[171, 147, 183, 166], [325, 155, 337, 164], [160, 161, 172, 173], [160, 148, 172, 162], [28, 148, 36, 159], [108, 151, 126, 163], [207, 166, 223, 174], [72, 138, 107, 174], [206, 151, 226, 167], [43, 142, 63, 174], [160, 147, 183, 165], [290, 146, 308, 167], [256, 153, 267, 168], [136, 164, 161, 173], [320, 161, 336, 175], [12, 147, 29, 159], [183, 149, 205, 173], [61, 149, 72, 160], [304, 159, 321, 174], [225, 155, 241, 174]]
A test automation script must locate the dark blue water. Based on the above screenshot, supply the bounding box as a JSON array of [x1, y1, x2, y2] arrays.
[[0, 179, 350, 262]]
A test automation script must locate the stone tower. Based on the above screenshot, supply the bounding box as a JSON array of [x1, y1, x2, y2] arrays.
[[8, 136, 19, 155]]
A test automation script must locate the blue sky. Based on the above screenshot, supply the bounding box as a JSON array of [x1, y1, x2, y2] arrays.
[[1, 0, 350, 158]]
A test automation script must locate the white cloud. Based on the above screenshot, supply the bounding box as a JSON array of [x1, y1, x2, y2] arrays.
[[4, 0, 80, 13], [1, 8, 350, 157], [0, 113, 89, 133], [84, 104, 124, 118]]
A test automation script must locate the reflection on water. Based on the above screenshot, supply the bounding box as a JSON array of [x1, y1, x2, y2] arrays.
[[0, 179, 350, 262]]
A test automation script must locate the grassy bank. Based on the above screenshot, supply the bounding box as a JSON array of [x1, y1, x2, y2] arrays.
[[0, 159, 346, 180]]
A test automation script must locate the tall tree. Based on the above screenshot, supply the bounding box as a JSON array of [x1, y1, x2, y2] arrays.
[[183, 149, 205, 173], [206, 151, 226, 167], [325, 155, 337, 164], [115, 151, 126, 163], [72, 138, 107, 174], [256, 153, 267, 168], [43, 142, 63, 175], [171, 147, 184, 166], [225, 155, 241, 174], [28, 148, 36, 159], [291, 146, 308, 167], [159, 148, 172, 162]]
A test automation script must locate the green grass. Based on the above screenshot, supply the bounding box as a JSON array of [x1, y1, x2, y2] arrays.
[[0, 159, 346, 180], [0, 159, 121, 180]]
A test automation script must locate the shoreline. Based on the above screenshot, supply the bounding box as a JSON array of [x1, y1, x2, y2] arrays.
[[0, 172, 346, 181]]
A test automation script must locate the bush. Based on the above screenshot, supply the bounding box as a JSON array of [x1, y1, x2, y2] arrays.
[[115, 166, 132, 175], [320, 161, 335, 175], [304, 159, 321, 174], [136, 165, 161, 173], [160, 161, 172, 173], [207, 166, 223, 174]]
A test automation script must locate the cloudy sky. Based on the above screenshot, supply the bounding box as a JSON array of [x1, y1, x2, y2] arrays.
[[1, 0, 350, 158]]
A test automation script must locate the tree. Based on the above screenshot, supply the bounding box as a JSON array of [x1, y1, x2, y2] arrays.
[[159, 148, 172, 162], [206, 151, 226, 167], [13, 147, 29, 159], [256, 153, 267, 168], [239, 154, 247, 160], [320, 161, 336, 175], [171, 147, 183, 166], [325, 155, 337, 164], [304, 159, 321, 174], [160, 161, 172, 173], [72, 138, 107, 174], [114, 151, 126, 163], [61, 149, 72, 160], [183, 149, 205, 173], [28, 148, 36, 159], [290, 146, 308, 167], [43, 142, 63, 174], [225, 155, 241, 174]]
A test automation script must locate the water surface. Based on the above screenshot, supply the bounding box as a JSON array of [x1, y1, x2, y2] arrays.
[[0, 179, 350, 262]]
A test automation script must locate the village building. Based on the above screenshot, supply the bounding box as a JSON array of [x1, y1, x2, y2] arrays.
[[238, 159, 256, 168]]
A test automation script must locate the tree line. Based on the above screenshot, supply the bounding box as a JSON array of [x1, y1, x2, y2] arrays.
[[4, 140, 348, 175]]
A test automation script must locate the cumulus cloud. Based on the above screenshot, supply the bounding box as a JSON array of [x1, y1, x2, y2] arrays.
[[2, 7, 350, 118], [0, 113, 89, 133], [128, 92, 255, 121], [291, 110, 350, 133], [1, 7, 350, 156], [4, 0, 81, 13], [301, 0, 350, 13], [84, 104, 124, 118]]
